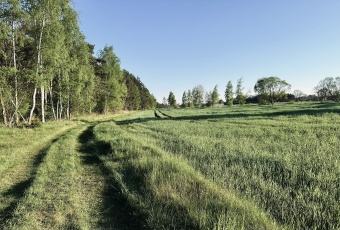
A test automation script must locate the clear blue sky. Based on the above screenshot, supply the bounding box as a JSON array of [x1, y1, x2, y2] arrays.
[[74, 0, 340, 102]]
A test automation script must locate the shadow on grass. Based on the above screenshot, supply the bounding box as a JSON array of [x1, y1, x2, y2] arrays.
[[78, 126, 149, 230], [0, 135, 64, 228]]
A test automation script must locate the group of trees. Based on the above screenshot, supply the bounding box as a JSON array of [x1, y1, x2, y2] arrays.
[[314, 77, 340, 102], [165, 76, 340, 108], [225, 77, 246, 106], [179, 85, 205, 108], [205, 85, 219, 107], [0, 0, 155, 126], [123, 70, 156, 110]]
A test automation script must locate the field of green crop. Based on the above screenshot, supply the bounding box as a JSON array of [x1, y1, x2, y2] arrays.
[[1, 102, 339, 229]]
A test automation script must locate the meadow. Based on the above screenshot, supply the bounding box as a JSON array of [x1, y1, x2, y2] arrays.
[[0, 102, 339, 229]]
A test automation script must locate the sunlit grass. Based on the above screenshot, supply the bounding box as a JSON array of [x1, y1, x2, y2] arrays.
[[0, 114, 127, 229], [1, 104, 339, 229], [150, 102, 340, 229], [0, 121, 80, 227], [94, 121, 279, 229]]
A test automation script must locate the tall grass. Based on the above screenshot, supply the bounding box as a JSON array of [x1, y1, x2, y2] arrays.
[[93, 119, 279, 229], [149, 103, 340, 229], [1, 103, 339, 229]]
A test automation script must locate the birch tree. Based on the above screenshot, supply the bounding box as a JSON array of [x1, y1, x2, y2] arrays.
[[26, 0, 65, 123], [0, 0, 27, 125]]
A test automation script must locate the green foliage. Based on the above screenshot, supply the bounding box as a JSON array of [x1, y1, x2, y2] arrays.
[[123, 70, 154, 110], [211, 85, 219, 106], [95, 46, 127, 114], [254, 76, 291, 105], [124, 70, 141, 110], [167, 91, 176, 107], [225, 81, 233, 106], [181, 91, 188, 108], [314, 76, 340, 101], [187, 89, 194, 108], [0, 1, 154, 125], [235, 77, 246, 105], [192, 85, 204, 107]]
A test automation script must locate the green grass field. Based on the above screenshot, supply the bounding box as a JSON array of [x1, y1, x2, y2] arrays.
[[1, 102, 339, 229]]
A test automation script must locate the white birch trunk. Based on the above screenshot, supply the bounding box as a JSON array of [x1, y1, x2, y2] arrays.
[[12, 21, 19, 125], [41, 86, 45, 123], [29, 15, 45, 124], [28, 87, 37, 124], [50, 79, 56, 120], [0, 93, 7, 126]]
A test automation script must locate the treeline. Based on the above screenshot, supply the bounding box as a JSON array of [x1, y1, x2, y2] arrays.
[[0, 0, 155, 127], [163, 76, 338, 108], [124, 70, 156, 110]]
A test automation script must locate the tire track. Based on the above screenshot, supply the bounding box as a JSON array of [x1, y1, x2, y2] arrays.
[[76, 125, 148, 229], [0, 125, 80, 228], [2, 121, 147, 229]]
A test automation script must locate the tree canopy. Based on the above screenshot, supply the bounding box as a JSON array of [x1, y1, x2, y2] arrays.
[[314, 77, 340, 101], [254, 76, 291, 105], [225, 81, 233, 106], [168, 91, 176, 107], [235, 77, 246, 105], [0, 0, 155, 126]]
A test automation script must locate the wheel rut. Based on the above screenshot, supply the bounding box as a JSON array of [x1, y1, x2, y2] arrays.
[[0, 125, 79, 228], [76, 125, 148, 229], [2, 122, 147, 229]]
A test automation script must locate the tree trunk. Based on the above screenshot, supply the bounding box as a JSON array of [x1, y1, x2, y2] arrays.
[[59, 85, 63, 120], [67, 97, 70, 120], [41, 86, 45, 123], [28, 87, 37, 125], [50, 79, 56, 120], [56, 100, 59, 121], [59, 97, 63, 120], [12, 21, 19, 126], [0, 94, 7, 126], [58, 69, 63, 120], [29, 14, 45, 124]]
